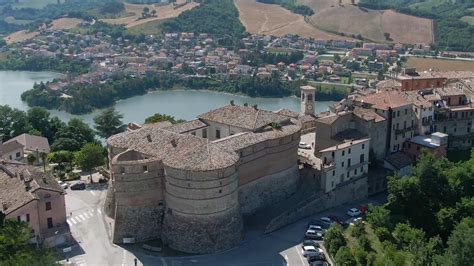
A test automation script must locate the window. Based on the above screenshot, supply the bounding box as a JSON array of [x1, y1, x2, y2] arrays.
[[331, 152, 335, 158], [191, 131, 196, 136], [26, 214, 30, 222], [340, 174, 344, 183], [143, 165, 148, 172], [354, 169, 357, 175], [347, 159, 351, 167], [47, 217, 53, 229], [348, 148, 351, 154], [342, 150, 345, 156], [392, 112, 396, 118], [360, 154, 365, 163], [332, 170, 335, 176], [404, 121, 407, 129], [202, 128, 207, 138], [362, 144, 365, 149], [397, 110, 400, 117], [230, 131, 235, 136], [45, 202, 51, 211], [331, 181, 334, 188], [120, 167, 125, 174], [361, 167, 363, 173], [308, 94, 313, 101], [215, 129, 221, 139], [405, 109, 407, 115], [15, 152, 21, 158], [346, 172, 350, 178], [341, 162, 344, 167]]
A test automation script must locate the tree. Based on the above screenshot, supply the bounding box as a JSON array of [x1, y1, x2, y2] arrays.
[[75, 143, 105, 180], [151, 9, 157, 17], [93, 108, 125, 138], [144, 113, 185, 124], [52, 118, 95, 152], [0, 105, 30, 141], [0, 219, 57, 264], [40, 152, 48, 172], [335, 246, 356, 266], [48, 150, 75, 176], [444, 217, 474, 266], [366, 205, 391, 229], [324, 224, 347, 256], [26, 154, 36, 165]]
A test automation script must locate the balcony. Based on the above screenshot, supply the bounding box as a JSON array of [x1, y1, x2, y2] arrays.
[[395, 126, 416, 135]]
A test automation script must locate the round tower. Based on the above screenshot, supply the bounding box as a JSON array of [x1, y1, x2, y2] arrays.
[[161, 148, 243, 254], [300, 85, 316, 115]]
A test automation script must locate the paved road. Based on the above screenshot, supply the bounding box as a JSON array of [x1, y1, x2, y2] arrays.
[[60, 182, 386, 266]]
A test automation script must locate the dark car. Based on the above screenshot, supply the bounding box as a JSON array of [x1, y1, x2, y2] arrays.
[[307, 252, 326, 263], [310, 259, 329, 266], [70, 181, 86, 190]]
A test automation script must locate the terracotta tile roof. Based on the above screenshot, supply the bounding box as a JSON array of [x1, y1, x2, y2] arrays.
[[299, 114, 317, 123], [355, 91, 412, 110], [1, 140, 24, 154], [376, 79, 401, 89], [316, 111, 351, 125], [163, 119, 208, 134], [198, 105, 290, 131], [5, 134, 50, 153], [0, 160, 64, 215], [353, 107, 386, 122], [275, 108, 300, 118]]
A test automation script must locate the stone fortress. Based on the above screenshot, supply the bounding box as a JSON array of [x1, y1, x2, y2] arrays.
[[104, 88, 320, 254]]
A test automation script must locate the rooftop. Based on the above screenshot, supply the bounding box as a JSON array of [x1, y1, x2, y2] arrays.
[[355, 91, 412, 110], [4, 133, 50, 153], [384, 152, 413, 170]]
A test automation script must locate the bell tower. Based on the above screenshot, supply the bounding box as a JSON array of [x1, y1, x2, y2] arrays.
[[300, 85, 316, 115]]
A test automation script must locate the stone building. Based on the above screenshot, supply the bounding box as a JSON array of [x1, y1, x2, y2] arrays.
[[105, 104, 302, 254]]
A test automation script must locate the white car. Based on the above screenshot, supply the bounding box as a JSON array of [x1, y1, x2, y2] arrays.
[[349, 217, 363, 226], [305, 229, 323, 240], [299, 142, 311, 149], [308, 225, 324, 233], [58, 180, 69, 190], [347, 208, 362, 217], [302, 245, 324, 257]]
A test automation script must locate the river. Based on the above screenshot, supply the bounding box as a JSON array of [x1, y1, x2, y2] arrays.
[[0, 71, 335, 125]]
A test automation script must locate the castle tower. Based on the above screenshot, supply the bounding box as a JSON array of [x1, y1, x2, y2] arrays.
[[301, 85, 316, 115]]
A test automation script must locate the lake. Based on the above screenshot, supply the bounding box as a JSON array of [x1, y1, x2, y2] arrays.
[[0, 71, 335, 125]]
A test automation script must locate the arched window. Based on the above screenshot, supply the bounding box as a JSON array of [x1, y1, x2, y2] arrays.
[[308, 94, 313, 101]]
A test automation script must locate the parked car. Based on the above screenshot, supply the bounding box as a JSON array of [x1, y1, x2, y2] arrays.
[[347, 208, 362, 217], [359, 204, 369, 214], [302, 245, 323, 257], [329, 215, 344, 224], [308, 225, 325, 235], [302, 239, 320, 249], [320, 217, 332, 227], [305, 229, 323, 240], [58, 180, 69, 189], [70, 181, 86, 190], [299, 142, 311, 149], [348, 217, 363, 226], [310, 259, 329, 266]]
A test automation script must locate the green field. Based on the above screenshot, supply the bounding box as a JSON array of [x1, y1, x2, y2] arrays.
[[127, 20, 164, 36], [10, 0, 65, 9]]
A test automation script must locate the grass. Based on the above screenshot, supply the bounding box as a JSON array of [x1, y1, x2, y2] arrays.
[[408, 0, 450, 13], [11, 0, 65, 9], [127, 19, 164, 36]]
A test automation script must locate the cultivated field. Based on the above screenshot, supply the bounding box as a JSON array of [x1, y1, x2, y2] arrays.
[[234, 0, 347, 40], [407, 57, 474, 72], [4, 30, 38, 44], [102, 1, 199, 29], [300, 0, 434, 44], [50, 18, 84, 30]]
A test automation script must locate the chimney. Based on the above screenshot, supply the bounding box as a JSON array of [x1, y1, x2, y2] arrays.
[[146, 135, 152, 142]]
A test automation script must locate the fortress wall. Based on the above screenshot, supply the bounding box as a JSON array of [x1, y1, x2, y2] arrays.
[[162, 164, 243, 253], [239, 164, 299, 216], [161, 205, 243, 254], [237, 132, 301, 216], [110, 156, 166, 244]]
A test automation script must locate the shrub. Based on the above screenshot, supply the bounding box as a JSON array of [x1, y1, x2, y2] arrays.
[[375, 227, 392, 242], [358, 235, 372, 252], [353, 246, 368, 265], [335, 246, 356, 266]]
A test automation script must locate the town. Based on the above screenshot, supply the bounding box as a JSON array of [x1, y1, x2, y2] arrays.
[[0, 0, 473, 265]]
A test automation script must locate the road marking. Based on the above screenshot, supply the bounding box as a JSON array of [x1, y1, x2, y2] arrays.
[[88, 211, 94, 216], [70, 218, 77, 224], [67, 220, 72, 226], [295, 245, 306, 266], [160, 257, 168, 266], [78, 214, 86, 221], [83, 213, 90, 219], [97, 208, 102, 214], [90, 191, 96, 196], [121, 250, 127, 266], [284, 254, 289, 266]]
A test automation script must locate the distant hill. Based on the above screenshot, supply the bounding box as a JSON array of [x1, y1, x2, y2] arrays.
[[358, 0, 474, 51]]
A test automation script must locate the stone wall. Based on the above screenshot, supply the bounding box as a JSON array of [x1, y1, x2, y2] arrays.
[[161, 205, 243, 254], [239, 164, 300, 216], [113, 205, 164, 243], [264, 175, 368, 233]]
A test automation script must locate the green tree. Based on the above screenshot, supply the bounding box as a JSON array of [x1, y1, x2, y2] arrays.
[[52, 118, 96, 151], [26, 154, 36, 165], [93, 108, 125, 138], [335, 246, 356, 266], [144, 113, 185, 124], [444, 217, 474, 266], [0, 105, 30, 141], [366, 205, 391, 229], [75, 143, 105, 180], [0, 219, 57, 265], [324, 224, 347, 256]]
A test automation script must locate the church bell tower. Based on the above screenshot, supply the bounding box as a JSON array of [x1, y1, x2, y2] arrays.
[[300, 85, 316, 116]]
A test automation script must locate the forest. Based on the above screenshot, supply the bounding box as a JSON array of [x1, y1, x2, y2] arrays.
[[256, 0, 314, 16], [359, 0, 474, 52]]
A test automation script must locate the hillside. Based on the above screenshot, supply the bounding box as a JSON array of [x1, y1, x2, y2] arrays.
[[358, 0, 474, 51], [299, 0, 433, 44]]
